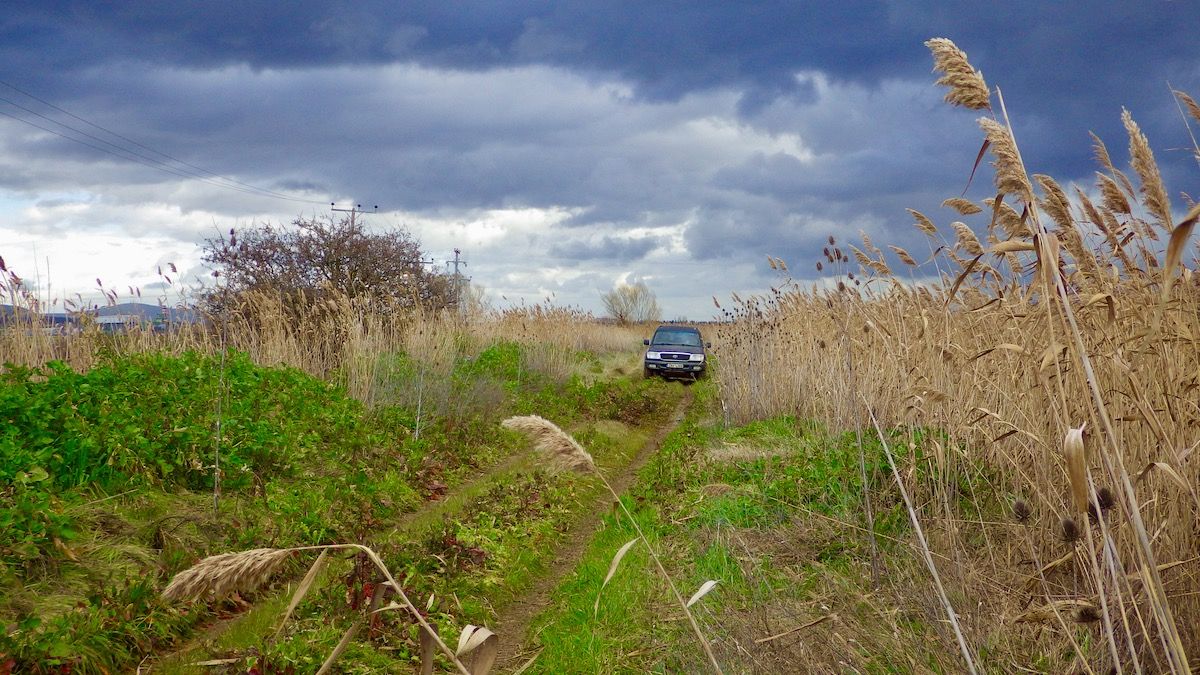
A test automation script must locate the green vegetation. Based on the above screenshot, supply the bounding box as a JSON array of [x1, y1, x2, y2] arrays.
[[0, 340, 675, 672], [524, 378, 959, 673]]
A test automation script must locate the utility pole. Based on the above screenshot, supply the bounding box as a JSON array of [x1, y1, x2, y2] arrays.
[[331, 203, 378, 228], [331, 203, 439, 304], [446, 248, 469, 316]]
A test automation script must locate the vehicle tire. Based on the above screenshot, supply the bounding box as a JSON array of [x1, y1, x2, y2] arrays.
[[642, 366, 653, 379]]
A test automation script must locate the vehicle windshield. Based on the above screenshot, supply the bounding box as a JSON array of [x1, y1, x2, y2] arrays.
[[651, 329, 702, 347]]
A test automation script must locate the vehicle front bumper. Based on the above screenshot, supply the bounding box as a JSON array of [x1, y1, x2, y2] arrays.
[[644, 359, 705, 375]]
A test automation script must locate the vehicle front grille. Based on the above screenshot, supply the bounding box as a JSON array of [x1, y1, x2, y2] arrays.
[[660, 352, 689, 361]]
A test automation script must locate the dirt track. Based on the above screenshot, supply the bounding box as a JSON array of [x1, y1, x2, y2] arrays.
[[491, 388, 693, 673]]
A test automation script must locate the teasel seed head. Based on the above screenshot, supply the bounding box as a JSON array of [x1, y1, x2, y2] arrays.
[[1060, 517, 1081, 543], [1012, 499, 1031, 523]]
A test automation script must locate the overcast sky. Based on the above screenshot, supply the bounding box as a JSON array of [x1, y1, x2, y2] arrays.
[[2, 2, 1196, 319]]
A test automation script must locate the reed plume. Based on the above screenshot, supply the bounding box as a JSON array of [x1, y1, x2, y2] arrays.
[[1123, 108, 1173, 229], [925, 38, 991, 110], [943, 197, 982, 215], [162, 547, 293, 603], [979, 118, 1033, 202], [500, 415, 595, 472]]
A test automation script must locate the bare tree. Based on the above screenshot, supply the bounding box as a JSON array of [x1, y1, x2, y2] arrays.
[[202, 215, 451, 314], [601, 281, 662, 324], [463, 282, 492, 317]]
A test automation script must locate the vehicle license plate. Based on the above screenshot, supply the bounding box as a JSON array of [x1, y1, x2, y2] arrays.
[[668, 363, 684, 368]]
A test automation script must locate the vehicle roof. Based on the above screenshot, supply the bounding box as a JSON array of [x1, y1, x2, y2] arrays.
[[654, 325, 700, 331]]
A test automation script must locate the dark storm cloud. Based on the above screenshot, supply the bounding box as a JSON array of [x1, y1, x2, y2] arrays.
[[6, 2, 1196, 125], [8, 3, 1194, 207], [5, 2, 1197, 164], [2, 1, 1198, 318]]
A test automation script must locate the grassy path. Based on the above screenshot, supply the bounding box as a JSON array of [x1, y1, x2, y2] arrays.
[[491, 388, 693, 672], [148, 451, 537, 671], [146, 378, 690, 672]]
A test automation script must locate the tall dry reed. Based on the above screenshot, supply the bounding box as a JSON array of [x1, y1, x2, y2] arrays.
[[714, 38, 1198, 672], [0, 285, 644, 407]]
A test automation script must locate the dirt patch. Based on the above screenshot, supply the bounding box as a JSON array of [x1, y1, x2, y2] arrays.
[[491, 390, 694, 672]]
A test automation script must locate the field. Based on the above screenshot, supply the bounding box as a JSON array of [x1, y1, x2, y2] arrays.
[[2, 39, 1198, 674]]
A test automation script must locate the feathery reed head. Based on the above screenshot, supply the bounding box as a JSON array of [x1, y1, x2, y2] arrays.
[[951, 222, 985, 256], [942, 197, 982, 216], [1034, 174, 1073, 230], [979, 118, 1033, 202], [1175, 89, 1200, 123], [908, 208, 938, 236], [888, 245, 918, 267], [1096, 173, 1132, 214], [925, 38, 991, 110], [1122, 108, 1172, 230], [162, 547, 293, 603], [983, 197, 1031, 239], [500, 415, 595, 473]]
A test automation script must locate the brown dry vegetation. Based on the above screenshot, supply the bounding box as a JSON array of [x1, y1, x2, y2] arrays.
[[714, 40, 1199, 673], [0, 288, 645, 406]]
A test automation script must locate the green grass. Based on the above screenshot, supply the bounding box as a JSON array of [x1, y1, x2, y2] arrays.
[[237, 413, 662, 670], [528, 503, 671, 674], [521, 375, 960, 673]]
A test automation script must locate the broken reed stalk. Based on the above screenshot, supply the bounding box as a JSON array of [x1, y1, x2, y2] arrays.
[[863, 400, 979, 675], [163, 543, 473, 675], [500, 415, 724, 674]]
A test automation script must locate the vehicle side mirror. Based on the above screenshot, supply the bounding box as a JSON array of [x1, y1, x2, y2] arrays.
[[706, 342, 712, 348], [643, 338, 650, 346]]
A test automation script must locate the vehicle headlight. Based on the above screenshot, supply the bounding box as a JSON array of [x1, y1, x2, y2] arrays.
[[646, 351, 661, 359], [689, 354, 705, 362]]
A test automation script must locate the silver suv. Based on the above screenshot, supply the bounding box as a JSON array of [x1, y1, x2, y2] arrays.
[[643, 325, 710, 380]]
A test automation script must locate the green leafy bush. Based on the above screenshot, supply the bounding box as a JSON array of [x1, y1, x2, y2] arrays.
[[0, 351, 364, 492]]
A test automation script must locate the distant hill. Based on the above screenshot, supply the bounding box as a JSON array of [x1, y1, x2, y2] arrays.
[[91, 303, 200, 323], [1, 303, 200, 325]]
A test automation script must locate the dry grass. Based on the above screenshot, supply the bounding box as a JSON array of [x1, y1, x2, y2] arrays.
[[0, 286, 645, 409], [713, 39, 1199, 672], [500, 415, 596, 473]]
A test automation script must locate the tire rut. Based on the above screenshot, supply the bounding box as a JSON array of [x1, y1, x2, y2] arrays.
[[151, 388, 692, 672], [492, 388, 694, 672], [150, 450, 532, 670]]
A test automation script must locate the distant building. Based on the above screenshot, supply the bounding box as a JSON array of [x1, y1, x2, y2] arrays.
[[0, 303, 198, 334]]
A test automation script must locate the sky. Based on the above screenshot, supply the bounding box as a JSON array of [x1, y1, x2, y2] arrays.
[[1, 1, 1197, 319]]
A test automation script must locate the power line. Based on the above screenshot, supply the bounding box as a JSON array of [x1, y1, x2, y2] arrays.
[[0, 107, 307, 203], [0, 80, 327, 205], [0, 97, 298, 202], [0, 79, 318, 202]]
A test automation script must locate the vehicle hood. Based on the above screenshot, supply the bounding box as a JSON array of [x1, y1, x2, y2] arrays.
[[648, 344, 704, 355]]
